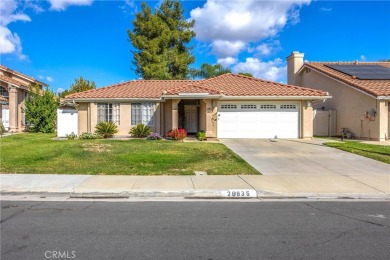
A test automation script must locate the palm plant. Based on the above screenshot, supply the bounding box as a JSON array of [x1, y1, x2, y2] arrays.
[[95, 122, 118, 138]]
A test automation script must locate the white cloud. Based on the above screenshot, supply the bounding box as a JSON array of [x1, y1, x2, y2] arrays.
[[255, 41, 281, 56], [191, 0, 310, 43], [360, 55, 366, 61], [0, 0, 30, 59], [56, 88, 65, 94], [190, 0, 310, 63], [232, 57, 286, 82], [217, 57, 237, 67], [48, 0, 93, 11], [38, 75, 54, 82], [212, 40, 246, 58]]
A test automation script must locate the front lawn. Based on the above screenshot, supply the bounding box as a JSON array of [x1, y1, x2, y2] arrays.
[[324, 141, 390, 164], [0, 133, 259, 175]]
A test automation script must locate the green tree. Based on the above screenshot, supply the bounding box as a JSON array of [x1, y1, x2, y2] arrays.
[[189, 63, 232, 79], [59, 77, 96, 98], [24, 84, 59, 133], [238, 72, 253, 77], [128, 0, 196, 79]]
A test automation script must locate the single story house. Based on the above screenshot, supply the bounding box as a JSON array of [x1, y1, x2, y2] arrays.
[[64, 73, 330, 139], [287, 52, 390, 141], [0, 65, 47, 132]]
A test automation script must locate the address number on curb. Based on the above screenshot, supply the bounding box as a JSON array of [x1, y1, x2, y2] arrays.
[[222, 190, 256, 198]]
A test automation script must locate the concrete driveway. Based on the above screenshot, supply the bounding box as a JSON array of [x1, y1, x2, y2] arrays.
[[220, 139, 390, 176]]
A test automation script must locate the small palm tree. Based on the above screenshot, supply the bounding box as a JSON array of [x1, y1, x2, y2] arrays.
[[129, 124, 152, 138], [95, 122, 118, 138]]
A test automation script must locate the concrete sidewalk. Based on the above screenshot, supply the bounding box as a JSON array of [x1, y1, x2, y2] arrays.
[[1, 174, 389, 199]]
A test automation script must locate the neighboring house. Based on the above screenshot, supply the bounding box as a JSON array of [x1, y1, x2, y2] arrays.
[[287, 52, 390, 141], [0, 65, 47, 132], [65, 73, 329, 139]]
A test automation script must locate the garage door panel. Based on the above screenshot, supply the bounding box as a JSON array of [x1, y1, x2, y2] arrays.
[[218, 103, 299, 139]]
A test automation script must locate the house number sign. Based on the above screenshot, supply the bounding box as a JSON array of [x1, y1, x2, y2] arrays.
[[222, 189, 256, 198]]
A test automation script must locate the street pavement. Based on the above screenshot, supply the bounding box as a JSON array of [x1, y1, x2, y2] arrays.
[[1, 200, 390, 260]]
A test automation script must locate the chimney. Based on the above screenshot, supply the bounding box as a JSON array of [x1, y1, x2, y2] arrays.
[[287, 51, 304, 85]]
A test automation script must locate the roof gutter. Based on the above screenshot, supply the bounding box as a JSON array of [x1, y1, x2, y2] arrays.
[[377, 96, 390, 100], [65, 98, 164, 103], [219, 95, 331, 100]]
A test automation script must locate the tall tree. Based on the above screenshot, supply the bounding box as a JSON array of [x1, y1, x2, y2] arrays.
[[189, 63, 231, 79], [128, 0, 196, 79], [60, 77, 96, 98], [24, 84, 59, 133]]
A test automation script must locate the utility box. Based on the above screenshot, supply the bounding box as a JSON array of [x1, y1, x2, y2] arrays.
[[313, 110, 337, 137], [57, 108, 78, 137]]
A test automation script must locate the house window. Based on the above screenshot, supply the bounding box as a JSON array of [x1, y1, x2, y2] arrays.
[[241, 104, 257, 109], [221, 104, 237, 110], [280, 104, 297, 109], [131, 103, 155, 126], [97, 103, 120, 125], [0, 86, 8, 97], [260, 104, 276, 109]]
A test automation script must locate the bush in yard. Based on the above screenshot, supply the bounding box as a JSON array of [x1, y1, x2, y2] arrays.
[[79, 132, 102, 139], [196, 130, 207, 141], [147, 133, 162, 140], [24, 84, 59, 133], [167, 128, 187, 141], [95, 122, 118, 138], [129, 124, 152, 138], [0, 122, 6, 137], [65, 132, 77, 140]]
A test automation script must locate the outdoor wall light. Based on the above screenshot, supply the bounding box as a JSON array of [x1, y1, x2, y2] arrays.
[[207, 108, 212, 113], [306, 101, 312, 107]]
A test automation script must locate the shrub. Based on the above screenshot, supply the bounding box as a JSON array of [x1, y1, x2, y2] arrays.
[[167, 128, 187, 141], [79, 132, 102, 139], [196, 130, 207, 141], [129, 124, 152, 138], [147, 133, 162, 140], [0, 122, 6, 137], [95, 121, 118, 138], [65, 132, 77, 140]]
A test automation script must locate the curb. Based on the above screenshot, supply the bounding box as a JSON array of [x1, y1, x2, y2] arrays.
[[2, 190, 389, 200]]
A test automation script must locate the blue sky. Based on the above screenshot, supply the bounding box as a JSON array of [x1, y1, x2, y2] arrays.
[[1, 0, 389, 94]]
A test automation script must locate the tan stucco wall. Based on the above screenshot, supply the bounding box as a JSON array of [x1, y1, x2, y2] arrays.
[[78, 103, 89, 134], [199, 100, 207, 131], [301, 102, 313, 138], [297, 69, 385, 140]]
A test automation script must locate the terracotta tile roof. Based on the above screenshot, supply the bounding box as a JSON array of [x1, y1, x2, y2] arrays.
[[66, 73, 328, 99], [0, 64, 47, 86], [304, 62, 390, 97], [0, 74, 28, 88], [187, 73, 327, 97], [66, 79, 198, 99], [164, 83, 222, 95]]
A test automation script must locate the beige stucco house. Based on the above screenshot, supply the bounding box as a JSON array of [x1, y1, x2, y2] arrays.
[[0, 65, 47, 132], [65, 73, 329, 139], [287, 52, 390, 141]]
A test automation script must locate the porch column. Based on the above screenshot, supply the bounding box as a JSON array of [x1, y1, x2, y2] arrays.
[[8, 85, 18, 132], [172, 99, 179, 129], [301, 101, 313, 139], [377, 100, 388, 141]]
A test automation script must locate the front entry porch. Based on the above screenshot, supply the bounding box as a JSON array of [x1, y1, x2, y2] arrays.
[[161, 98, 217, 138]]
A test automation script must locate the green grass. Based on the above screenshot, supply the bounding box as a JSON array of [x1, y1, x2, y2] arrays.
[[0, 133, 259, 175], [324, 141, 390, 164]]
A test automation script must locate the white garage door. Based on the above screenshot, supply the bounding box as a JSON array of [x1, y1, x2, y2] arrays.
[[217, 102, 299, 138]]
